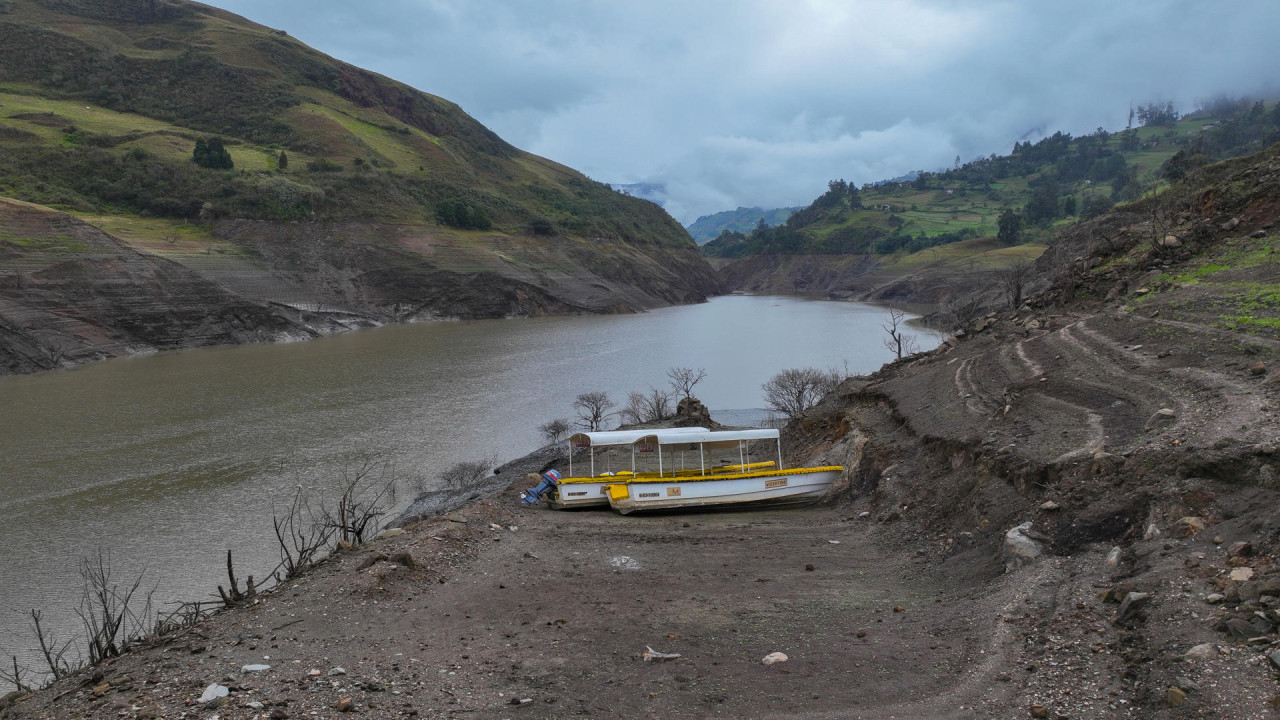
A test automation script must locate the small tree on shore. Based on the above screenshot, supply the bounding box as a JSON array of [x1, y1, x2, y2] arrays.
[[438, 455, 496, 490], [538, 418, 571, 443], [998, 258, 1035, 310], [667, 367, 707, 399], [619, 387, 675, 425], [573, 391, 616, 431], [881, 308, 919, 360], [762, 368, 841, 419]]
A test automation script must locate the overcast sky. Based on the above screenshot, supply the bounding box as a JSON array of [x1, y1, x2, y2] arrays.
[[206, 0, 1279, 224]]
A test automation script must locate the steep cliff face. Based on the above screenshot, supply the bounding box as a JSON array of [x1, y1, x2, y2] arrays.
[[213, 220, 723, 321], [0, 199, 313, 374]]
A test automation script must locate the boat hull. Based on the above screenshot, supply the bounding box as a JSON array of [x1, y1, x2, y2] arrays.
[[605, 468, 842, 515], [547, 480, 613, 509]]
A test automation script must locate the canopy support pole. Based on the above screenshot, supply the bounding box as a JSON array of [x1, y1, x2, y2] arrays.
[[739, 441, 745, 472]]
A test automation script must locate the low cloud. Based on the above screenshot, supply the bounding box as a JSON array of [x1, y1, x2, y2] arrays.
[[211, 0, 1280, 223]]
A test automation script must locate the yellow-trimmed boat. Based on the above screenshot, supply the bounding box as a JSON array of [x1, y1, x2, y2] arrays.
[[602, 428, 843, 514]]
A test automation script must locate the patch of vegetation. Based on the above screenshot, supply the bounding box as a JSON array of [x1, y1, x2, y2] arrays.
[[0, 2, 695, 248], [705, 97, 1280, 263]]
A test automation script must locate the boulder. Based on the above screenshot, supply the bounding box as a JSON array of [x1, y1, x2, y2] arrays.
[[1159, 235, 1182, 248], [1172, 516, 1206, 538], [1249, 362, 1267, 377], [388, 551, 417, 569], [199, 684, 229, 705], [1003, 522, 1043, 573], [1115, 591, 1151, 623], [1184, 643, 1216, 659], [1227, 541, 1254, 557], [674, 396, 720, 428], [1222, 217, 1240, 231], [1144, 407, 1177, 432], [376, 527, 405, 540]]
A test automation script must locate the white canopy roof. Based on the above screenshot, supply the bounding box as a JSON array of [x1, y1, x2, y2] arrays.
[[570, 427, 708, 448], [632, 427, 780, 450]]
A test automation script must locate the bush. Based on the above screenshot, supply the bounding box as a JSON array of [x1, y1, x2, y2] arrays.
[[192, 136, 233, 169]]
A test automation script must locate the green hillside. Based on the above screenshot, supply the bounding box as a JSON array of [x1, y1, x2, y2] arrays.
[[0, 0, 691, 247], [685, 206, 799, 244], [704, 99, 1280, 260]]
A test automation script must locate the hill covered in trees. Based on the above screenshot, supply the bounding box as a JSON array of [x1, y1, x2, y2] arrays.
[[685, 205, 800, 244], [703, 98, 1280, 264]]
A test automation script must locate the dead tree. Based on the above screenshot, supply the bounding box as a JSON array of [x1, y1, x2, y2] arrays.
[[273, 488, 333, 580], [216, 550, 256, 607], [881, 308, 920, 360], [666, 367, 707, 399], [998, 259, 1035, 310], [572, 391, 615, 432], [75, 551, 154, 665], [29, 609, 77, 681]]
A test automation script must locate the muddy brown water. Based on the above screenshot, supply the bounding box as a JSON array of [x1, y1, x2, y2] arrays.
[[0, 295, 939, 687]]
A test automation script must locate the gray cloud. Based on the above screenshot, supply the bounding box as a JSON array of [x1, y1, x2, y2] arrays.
[[207, 0, 1280, 223]]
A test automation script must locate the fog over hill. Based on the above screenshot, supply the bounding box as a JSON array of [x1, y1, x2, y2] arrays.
[[205, 0, 1280, 222]]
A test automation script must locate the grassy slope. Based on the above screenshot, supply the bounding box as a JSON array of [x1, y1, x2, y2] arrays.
[[0, 0, 694, 250], [704, 109, 1269, 269]]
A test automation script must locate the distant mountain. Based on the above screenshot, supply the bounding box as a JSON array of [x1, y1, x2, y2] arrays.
[[685, 206, 800, 244]]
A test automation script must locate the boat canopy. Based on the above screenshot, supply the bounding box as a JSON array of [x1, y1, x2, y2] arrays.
[[566, 427, 708, 478], [569, 427, 707, 448], [630, 428, 783, 478], [632, 427, 779, 451]]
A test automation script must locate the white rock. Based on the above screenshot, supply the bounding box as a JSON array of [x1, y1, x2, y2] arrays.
[[1205, 593, 1226, 604], [1105, 547, 1122, 566], [858, 511, 871, 519], [1184, 643, 1216, 659], [377, 528, 405, 540], [1002, 522, 1043, 573], [828, 540, 841, 544], [328, 667, 347, 676], [245, 701, 264, 710], [241, 664, 270, 673], [199, 684, 229, 704], [762, 652, 789, 665], [1230, 567, 1255, 582]]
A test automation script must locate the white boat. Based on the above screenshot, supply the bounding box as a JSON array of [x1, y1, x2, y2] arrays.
[[603, 428, 843, 514], [549, 427, 711, 509]]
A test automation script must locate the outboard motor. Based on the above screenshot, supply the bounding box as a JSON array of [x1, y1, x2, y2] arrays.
[[520, 469, 562, 505]]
